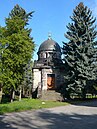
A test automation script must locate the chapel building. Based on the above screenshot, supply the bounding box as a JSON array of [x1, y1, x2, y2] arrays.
[[32, 35, 64, 100]]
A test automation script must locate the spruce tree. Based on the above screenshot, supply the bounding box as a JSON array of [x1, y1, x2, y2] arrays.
[[0, 5, 35, 101], [62, 2, 97, 99]]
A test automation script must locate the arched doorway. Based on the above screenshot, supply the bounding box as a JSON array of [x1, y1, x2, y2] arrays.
[[47, 74, 55, 90]]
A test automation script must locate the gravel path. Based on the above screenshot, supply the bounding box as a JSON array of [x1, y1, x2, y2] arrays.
[[0, 101, 97, 129]]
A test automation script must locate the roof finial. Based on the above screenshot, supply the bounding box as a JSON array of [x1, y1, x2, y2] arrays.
[[48, 32, 52, 40]]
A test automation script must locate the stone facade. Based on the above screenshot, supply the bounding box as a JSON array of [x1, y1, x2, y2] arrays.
[[32, 37, 64, 99]]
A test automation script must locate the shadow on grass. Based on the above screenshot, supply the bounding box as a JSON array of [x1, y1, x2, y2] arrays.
[[0, 106, 11, 115]]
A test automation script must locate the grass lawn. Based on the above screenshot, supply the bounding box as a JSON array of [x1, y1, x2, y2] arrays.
[[0, 99, 69, 115]]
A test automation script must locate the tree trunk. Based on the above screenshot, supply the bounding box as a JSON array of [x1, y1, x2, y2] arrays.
[[19, 86, 22, 101], [82, 89, 86, 100], [10, 89, 15, 102], [29, 89, 32, 99], [22, 86, 25, 97], [0, 83, 3, 103], [0, 88, 3, 103]]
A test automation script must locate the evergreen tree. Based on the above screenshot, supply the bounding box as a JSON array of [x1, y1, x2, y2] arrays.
[[0, 5, 35, 101], [62, 2, 97, 99]]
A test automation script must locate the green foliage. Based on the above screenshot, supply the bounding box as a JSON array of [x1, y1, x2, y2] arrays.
[[20, 60, 33, 97], [9, 4, 34, 25], [0, 99, 68, 114], [0, 5, 35, 98], [62, 2, 97, 99]]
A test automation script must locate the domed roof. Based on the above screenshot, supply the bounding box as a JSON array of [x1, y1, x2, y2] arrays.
[[38, 38, 61, 53]]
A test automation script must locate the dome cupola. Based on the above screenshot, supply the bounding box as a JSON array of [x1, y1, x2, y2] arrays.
[[37, 35, 62, 62], [38, 38, 61, 53]]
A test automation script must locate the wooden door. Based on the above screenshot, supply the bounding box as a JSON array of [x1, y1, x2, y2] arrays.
[[47, 74, 55, 90]]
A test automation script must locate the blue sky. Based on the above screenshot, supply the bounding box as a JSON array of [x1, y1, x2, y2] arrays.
[[0, 0, 97, 60]]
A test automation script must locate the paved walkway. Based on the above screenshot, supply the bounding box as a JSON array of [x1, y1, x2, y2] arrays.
[[0, 101, 97, 129]]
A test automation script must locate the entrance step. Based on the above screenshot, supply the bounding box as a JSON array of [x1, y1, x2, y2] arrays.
[[40, 90, 63, 101]]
